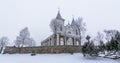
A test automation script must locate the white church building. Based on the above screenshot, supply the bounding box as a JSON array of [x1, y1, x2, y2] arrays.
[[41, 11, 81, 46]]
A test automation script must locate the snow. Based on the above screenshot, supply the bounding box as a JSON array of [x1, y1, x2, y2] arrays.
[[0, 53, 119, 63]]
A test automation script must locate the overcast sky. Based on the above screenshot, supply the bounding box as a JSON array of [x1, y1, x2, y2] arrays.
[[0, 0, 120, 45]]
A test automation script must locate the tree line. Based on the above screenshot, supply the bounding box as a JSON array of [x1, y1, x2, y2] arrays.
[[82, 30, 120, 57], [0, 27, 36, 53]]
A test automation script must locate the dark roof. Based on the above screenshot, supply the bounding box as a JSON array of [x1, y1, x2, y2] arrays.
[[71, 18, 76, 25], [56, 11, 64, 21]]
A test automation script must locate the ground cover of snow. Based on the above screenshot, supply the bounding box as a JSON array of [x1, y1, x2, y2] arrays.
[[0, 53, 119, 63]]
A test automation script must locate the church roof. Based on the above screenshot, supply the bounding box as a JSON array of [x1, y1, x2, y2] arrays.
[[66, 23, 71, 28], [56, 11, 64, 21], [71, 18, 76, 25]]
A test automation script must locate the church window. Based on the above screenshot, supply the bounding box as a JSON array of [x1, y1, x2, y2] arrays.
[[60, 26, 62, 31], [68, 31, 71, 34], [76, 30, 78, 35]]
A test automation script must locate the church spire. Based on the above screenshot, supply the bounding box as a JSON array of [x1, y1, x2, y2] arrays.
[[72, 17, 75, 22], [56, 9, 64, 21], [71, 16, 76, 25]]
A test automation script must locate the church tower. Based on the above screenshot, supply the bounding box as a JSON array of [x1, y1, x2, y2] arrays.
[[71, 18, 79, 36], [54, 10, 65, 34], [41, 11, 81, 46]]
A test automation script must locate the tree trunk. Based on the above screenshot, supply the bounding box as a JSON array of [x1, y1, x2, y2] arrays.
[[0, 47, 3, 53]]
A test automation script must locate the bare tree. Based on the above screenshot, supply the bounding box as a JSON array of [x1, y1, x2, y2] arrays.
[[0, 37, 9, 53], [50, 19, 57, 34], [15, 36, 23, 47], [15, 27, 36, 47], [94, 32, 104, 44], [75, 17, 86, 45], [24, 38, 36, 46], [93, 32, 106, 53], [104, 30, 118, 41]]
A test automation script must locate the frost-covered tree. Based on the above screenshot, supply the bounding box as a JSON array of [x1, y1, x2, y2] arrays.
[[115, 31, 120, 51], [94, 32, 105, 53], [110, 37, 119, 51], [82, 35, 90, 56], [50, 19, 57, 33], [15, 27, 36, 47], [104, 30, 118, 52], [89, 41, 98, 56], [24, 38, 36, 46], [82, 41, 90, 57], [98, 41, 105, 53], [0, 37, 9, 53], [75, 17, 86, 45], [105, 37, 119, 54], [105, 41, 111, 51], [82, 35, 98, 57], [86, 35, 91, 42], [95, 32, 104, 43], [104, 30, 118, 41], [106, 32, 120, 51], [104, 30, 120, 55]]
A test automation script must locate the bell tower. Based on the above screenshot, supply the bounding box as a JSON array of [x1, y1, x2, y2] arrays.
[[54, 10, 65, 34]]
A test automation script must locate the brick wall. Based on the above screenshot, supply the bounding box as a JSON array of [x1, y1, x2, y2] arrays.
[[4, 46, 81, 54]]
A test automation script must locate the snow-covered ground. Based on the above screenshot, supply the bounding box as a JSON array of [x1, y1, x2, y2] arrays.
[[0, 53, 119, 63]]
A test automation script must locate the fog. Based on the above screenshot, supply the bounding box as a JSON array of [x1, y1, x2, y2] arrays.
[[0, 0, 120, 45]]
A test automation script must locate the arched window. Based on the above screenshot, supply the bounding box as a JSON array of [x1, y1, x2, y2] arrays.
[[60, 26, 62, 31], [68, 31, 71, 34], [67, 38, 73, 45], [60, 38, 64, 45], [76, 30, 78, 35]]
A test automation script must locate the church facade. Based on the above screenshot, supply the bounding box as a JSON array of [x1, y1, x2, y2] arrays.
[[41, 11, 81, 46], [3, 11, 82, 54]]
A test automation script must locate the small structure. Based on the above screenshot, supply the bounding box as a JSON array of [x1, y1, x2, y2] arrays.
[[41, 11, 81, 46]]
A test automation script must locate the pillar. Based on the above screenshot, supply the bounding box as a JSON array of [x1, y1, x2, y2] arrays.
[[59, 37, 61, 46], [63, 37, 65, 45], [48, 39, 50, 46], [74, 38, 76, 45], [57, 34, 59, 45], [51, 37, 53, 46], [49, 38, 51, 46], [72, 38, 74, 46]]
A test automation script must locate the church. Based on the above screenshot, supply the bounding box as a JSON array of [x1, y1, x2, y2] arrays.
[[4, 11, 82, 54], [41, 11, 81, 46]]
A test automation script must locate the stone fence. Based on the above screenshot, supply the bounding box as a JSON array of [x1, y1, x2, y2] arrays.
[[4, 45, 81, 54]]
